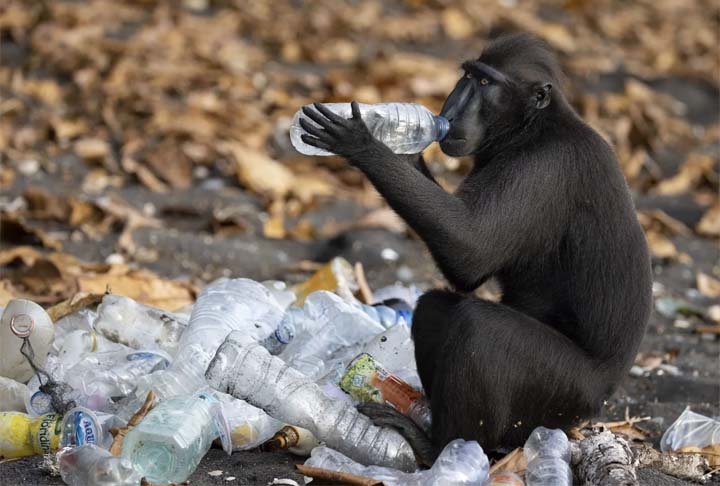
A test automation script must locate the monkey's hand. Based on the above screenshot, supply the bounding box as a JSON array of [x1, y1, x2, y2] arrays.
[[299, 101, 387, 165]]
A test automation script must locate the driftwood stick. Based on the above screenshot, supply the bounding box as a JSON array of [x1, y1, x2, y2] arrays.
[[295, 464, 383, 485], [634, 443, 709, 483], [576, 431, 638, 485]]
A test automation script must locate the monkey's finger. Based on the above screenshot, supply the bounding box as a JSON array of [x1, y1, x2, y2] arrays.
[[351, 101, 363, 121], [314, 103, 347, 125], [299, 118, 332, 141], [301, 134, 332, 151], [302, 106, 337, 132]]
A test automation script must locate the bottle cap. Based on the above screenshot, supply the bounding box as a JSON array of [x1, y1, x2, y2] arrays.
[[434, 116, 450, 141]]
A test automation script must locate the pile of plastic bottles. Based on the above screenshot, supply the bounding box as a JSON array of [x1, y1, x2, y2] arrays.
[[11, 255, 706, 485]]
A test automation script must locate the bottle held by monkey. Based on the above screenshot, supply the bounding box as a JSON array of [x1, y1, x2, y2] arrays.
[[291, 102, 449, 156]]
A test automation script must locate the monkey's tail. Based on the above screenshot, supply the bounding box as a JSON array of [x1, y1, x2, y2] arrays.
[[357, 402, 439, 467]]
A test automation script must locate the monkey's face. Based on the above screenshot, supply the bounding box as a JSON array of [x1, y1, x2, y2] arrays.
[[438, 62, 512, 157]]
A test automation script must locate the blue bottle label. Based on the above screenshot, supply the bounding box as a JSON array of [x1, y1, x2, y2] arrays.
[[62, 407, 102, 447]]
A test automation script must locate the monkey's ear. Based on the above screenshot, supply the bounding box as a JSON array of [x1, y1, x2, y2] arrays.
[[534, 83, 552, 109]]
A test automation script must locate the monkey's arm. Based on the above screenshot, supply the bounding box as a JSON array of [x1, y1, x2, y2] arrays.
[[300, 102, 561, 290], [395, 153, 439, 185]]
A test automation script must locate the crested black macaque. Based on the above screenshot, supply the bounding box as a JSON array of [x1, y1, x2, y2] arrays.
[[299, 33, 652, 463]]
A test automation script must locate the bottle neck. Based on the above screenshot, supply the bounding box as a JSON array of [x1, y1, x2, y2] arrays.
[[433, 116, 450, 141]]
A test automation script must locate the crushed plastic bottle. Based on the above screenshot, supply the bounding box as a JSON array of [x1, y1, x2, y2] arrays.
[[95, 295, 188, 357], [305, 439, 489, 485], [217, 393, 283, 451], [278, 291, 385, 380], [58, 444, 143, 486], [360, 302, 411, 329], [65, 348, 171, 399], [1, 299, 55, 382], [361, 324, 415, 372], [0, 376, 30, 412], [291, 102, 449, 156], [523, 427, 573, 486], [260, 307, 307, 355], [660, 407, 720, 452], [116, 279, 284, 419], [340, 353, 431, 432], [121, 393, 230, 483], [206, 331, 417, 471]]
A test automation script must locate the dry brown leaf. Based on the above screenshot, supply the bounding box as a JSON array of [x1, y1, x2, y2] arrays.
[[441, 8, 475, 40], [654, 153, 716, 196], [263, 200, 286, 240], [489, 447, 527, 475], [0, 213, 63, 250], [46, 291, 105, 322], [645, 229, 679, 260], [697, 272, 720, 298], [77, 268, 195, 311], [222, 142, 295, 199], [74, 137, 110, 160], [696, 203, 720, 236]]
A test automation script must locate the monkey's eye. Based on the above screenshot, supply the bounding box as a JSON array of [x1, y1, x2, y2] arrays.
[[480, 78, 489, 86], [464, 72, 473, 79]]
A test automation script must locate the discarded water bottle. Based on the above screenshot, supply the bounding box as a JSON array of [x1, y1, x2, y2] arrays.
[[360, 303, 410, 329], [523, 427, 572, 486], [362, 324, 415, 372], [206, 331, 417, 471], [279, 291, 385, 380], [291, 103, 449, 156], [58, 444, 142, 486], [0, 376, 29, 412], [305, 439, 489, 485], [121, 393, 231, 483], [95, 295, 188, 357], [216, 392, 283, 451], [1, 299, 55, 382], [260, 306, 307, 355]]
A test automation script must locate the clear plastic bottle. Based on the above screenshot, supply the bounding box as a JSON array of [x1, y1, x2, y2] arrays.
[[278, 291, 385, 380], [206, 331, 417, 472], [0, 299, 55, 383], [305, 439, 489, 485], [290, 103, 450, 156], [361, 324, 415, 372], [360, 303, 411, 329], [260, 306, 307, 355], [0, 376, 29, 412], [523, 427, 573, 486], [58, 444, 143, 486], [121, 394, 229, 483], [95, 295, 188, 357]]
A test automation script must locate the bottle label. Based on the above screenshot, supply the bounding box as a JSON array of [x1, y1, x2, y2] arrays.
[[340, 353, 423, 414], [126, 351, 171, 370], [60, 407, 102, 447]]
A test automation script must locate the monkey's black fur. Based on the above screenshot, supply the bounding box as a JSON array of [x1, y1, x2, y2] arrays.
[[300, 33, 652, 461]]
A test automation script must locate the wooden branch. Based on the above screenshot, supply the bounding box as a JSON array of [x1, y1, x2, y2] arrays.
[[354, 262, 374, 304], [295, 464, 383, 485], [576, 431, 638, 485], [109, 390, 156, 456], [634, 443, 709, 483]]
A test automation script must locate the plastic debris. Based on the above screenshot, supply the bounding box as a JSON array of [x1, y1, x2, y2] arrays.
[[340, 353, 431, 432], [523, 427, 573, 486], [303, 439, 489, 485], [0, 376, 30, 412], [58, 444, 143, 486], [121, 393, 231, 483], [661, 408, 720, 452], [206, 331, 417, 472], [263, 425, 322, 456], [1, 299, 55, 382]]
